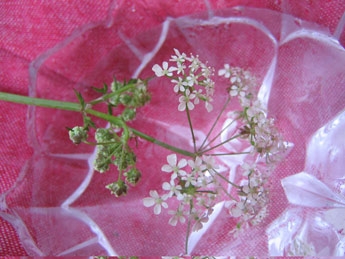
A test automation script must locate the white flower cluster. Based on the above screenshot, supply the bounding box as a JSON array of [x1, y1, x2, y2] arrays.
[[144, 56, 287, 238], [143, 154, 219, 230], [219, 64, 286, 162], [226, 162, 270, 236], [152, 49, 215, 112], [218, 64, 256, 107]]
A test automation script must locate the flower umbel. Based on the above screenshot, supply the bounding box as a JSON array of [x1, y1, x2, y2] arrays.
[[144, 51, 287, 253]]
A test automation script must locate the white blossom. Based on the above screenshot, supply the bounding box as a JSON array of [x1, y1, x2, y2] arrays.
[[168, 205, 187, 226], [143, 190, 168, 215], [161, 154, 187, 179], [218, 64, 231, 78], [171, 77, 185, 93], [178, 89, 195, 111], [152, 61, 177, 77], [162, 180, 184, 200]]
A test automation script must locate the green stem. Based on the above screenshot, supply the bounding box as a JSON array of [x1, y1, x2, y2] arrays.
[[86, 108, 130, 141], [199, 97, 230, 151], [0, 91, 195, 157], [201, 134, 242, 154], [208, 151, 251, 156], [130, 128, 195, 158], [89, 82, 136, 105], [200, 114, 240, 153], [210, 168, 241, 189], [0, 92, 81, 111], [186, 107, 196, 152]]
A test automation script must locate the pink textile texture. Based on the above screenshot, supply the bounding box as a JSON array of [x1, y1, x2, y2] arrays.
[[1, 0, 345, 256]]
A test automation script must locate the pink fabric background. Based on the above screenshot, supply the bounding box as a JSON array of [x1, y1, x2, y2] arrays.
[[1, 0, 345, 256]]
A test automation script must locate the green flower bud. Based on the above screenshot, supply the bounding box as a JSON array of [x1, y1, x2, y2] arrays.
[[95, 128, 114, 143], [110, 80, 123, 92], [114, 148, 136, 170], [69, 126, 88, 144], [124, 168, 141, 185], [106, 180, 128, 197], [121, 108, 136, 121], [119, 94, 132, 106], [93, 145, 112, 173]]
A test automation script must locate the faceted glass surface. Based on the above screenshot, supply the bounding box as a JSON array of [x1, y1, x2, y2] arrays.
[[2, 4, 345, 256]]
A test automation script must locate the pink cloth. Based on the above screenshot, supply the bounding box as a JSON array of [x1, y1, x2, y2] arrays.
[[1, 0, 345, 256]]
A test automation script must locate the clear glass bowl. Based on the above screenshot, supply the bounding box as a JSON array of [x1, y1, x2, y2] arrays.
[[2, 4, 345, 256]]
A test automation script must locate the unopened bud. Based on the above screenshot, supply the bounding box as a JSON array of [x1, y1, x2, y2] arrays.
[[69, 126, 88, 144], [124, 168, 141, 185], [106, 180, 128, 197]]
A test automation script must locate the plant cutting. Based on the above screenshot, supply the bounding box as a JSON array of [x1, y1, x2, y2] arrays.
[[0, 48, 287, 254]]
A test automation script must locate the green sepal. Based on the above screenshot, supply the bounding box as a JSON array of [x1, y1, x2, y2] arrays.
[[74, 89, 85, 110], [92, 83, 108, 94]]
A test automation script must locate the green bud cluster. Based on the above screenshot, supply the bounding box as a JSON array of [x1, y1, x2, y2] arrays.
[[94, 128, 142, 196], [109, 79, 151, 121], [124, 168, 141, 185], [69, 126, 88, 144], [106, 180, 128, 197], [69, 78, 151, 198]]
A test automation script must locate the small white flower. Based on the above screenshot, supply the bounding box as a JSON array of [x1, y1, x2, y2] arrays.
[[170, 48, 187, 63], [171, 77, 185, 93], [204, 78, 215, 96], [176, 62, 186, 74], [192, 214, 209, 232], [202, 155, 219, 170], [168, 205, 187, 226], [188, 156, 206, 175], [152, 61, 177, 77], [185, 74, 197, 87], [218, 64, 231, 78], [143, 190, 168, 215], [201, 64, 213, 78], [187, 54, 201, 72], [204, 96, 213, 112], [181, 173, 197, 188], [162, 180, 184, 200], [161, 154, 187, 179], [178, 89, 195, 111], [230, 201, 245, 218]]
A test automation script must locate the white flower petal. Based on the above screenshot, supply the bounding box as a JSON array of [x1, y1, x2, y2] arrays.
[[152, 64, 163, 77], [178, 103, 186, 111], [169, 217, 178, 226], [149, 190, 159, 198], [167, 154, 177, 166], [143, 197, 155, 207], [154, 204, 161, 215], [178, 158, 187, 168], [162, 182, 171, 191], [161, 165, 172, 172], [162, 202, 168, 209], [187, 101, 195, 110], [162, 61, 168, 70]]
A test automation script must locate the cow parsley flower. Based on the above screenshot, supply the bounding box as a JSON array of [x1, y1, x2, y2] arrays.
[[152, 61, 177, 77], [143, 190, 168, 215], [218, 64, 231, 78], [178, 89, 195, 111], [168, 205, 187, 226], [161, 154, 187, 179], [162, 180, 184, 200]]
